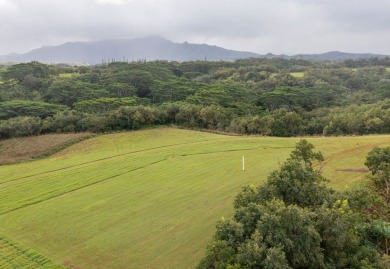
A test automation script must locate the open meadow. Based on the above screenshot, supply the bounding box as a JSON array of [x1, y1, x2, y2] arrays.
[[0, 128, 389, 268]]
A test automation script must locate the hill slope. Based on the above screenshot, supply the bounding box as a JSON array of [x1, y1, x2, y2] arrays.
[[291, 51, 388, 60], [1, 37, 387, 64], [0, 36, 261, 64], [0, 128, 389, 268]]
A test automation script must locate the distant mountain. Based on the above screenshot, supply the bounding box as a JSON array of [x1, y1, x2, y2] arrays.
[[0, 36, 261, 64], [290, 51, 388, 60], [261, 51, 388, 60], [0, 37, 388, 64]]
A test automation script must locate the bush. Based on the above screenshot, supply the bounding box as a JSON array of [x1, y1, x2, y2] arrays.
[[0, 116, 42, 138]]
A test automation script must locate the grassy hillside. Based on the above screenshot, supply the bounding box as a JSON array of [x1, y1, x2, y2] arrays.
[[0, 128, 389, 268]]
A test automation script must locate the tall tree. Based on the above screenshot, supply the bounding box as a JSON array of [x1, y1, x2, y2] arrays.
[[365, 147, 390, 203]]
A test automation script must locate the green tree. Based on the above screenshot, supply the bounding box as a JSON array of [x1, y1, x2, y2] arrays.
[[199, 105, 232, 130], [2, 61, 49, 82], [44, 80, 109, 107], [74, 97, 137, 114], [106, 82, 136, 98], [365, 147, 390, 203], [0, 100, 66, 120], [254, 140, 331, 208], [42, 110, 83, 133], [0, 116, 42, 138], [186, 88, 233, 107]]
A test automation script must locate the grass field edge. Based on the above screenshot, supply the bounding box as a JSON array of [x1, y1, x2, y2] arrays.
[[0, 133, 97, 166]]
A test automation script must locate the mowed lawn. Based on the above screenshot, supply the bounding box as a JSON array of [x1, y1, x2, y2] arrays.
[[0, 128, 389, 269]]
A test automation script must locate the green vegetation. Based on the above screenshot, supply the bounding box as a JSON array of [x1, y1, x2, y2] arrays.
[[198, 140, 390, 269], [289, 72, 304, 78], [1, 59, 390, 139], [0, 233, 65, 269], [0, 100, 67, 120], [0, 129, 389, 268], [365, 146, 390, 203], [58, 72, 77, 78]]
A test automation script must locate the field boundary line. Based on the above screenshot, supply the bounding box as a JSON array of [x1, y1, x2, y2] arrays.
[[179, 145, 294, 157]]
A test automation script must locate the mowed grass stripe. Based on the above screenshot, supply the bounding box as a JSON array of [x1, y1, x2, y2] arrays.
[[0, 130, 389, 269], [0, 137, 228, 183], [0, 130, 232, 184], [0, 155, 169, 215], [0, 152, 165, 188]]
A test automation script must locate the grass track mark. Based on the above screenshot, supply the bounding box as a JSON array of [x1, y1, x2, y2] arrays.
[[0, 158, 168, 216], [179, 145, 294, 157], [0, 138, 231, 186], [0, 233, 65, 269], [322, 142, 388, 168]]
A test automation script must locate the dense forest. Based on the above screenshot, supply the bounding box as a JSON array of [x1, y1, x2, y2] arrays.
[[0, 57, 390, 138]]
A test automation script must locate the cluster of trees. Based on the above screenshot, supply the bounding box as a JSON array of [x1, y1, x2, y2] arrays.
[[0, 103, 230, 138], [197, 141, 390, 269], [0, 100, 66, 120], [1, 100, 389, 139], [0, 58, 390, 138]]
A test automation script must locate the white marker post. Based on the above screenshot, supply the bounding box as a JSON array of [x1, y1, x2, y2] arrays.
[[242, 156, 245, 171]]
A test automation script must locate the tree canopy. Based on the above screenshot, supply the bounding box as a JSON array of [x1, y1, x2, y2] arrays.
[[1, 58, 390, 138]]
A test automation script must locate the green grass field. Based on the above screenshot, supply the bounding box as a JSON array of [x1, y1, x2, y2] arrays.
[[0, 128, 389, 268], [289, 72, 304, 78], [0, 233, 66, 269], [58, 73, 78, 78]]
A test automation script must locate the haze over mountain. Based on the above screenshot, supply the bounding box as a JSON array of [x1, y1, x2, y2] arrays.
[[0, 36, 388, 64], [0, 37, 260, 64]]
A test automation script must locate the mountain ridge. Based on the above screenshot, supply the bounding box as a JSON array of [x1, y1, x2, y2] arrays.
[[0, 36, 260, 64], [0, 36, 388, 64]]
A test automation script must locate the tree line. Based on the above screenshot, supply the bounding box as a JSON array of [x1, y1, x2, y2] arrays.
[[1, 101, 389, 139]]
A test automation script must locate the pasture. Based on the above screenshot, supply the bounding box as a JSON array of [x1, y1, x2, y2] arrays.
[[0, 128, 389, 268]]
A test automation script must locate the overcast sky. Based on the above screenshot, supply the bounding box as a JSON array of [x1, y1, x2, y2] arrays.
[[1, 0, 390, 55]]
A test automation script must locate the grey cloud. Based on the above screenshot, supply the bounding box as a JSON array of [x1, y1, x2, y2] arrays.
[[0, 0, 390, 55]]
